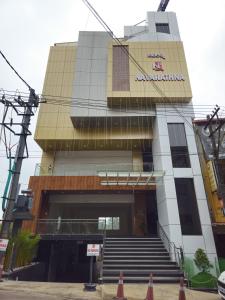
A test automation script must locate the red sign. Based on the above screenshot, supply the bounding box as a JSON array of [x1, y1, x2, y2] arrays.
[[153, 61, 164, 71], [0, 239, 9, 252], [87, 244, 100, 256]]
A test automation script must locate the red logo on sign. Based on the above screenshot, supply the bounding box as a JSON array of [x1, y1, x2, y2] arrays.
[[153, 61, 164, 71]]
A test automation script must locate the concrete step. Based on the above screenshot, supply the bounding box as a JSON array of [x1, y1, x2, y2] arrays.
[[104, 247, 165, 250], [102, 276, 182, 283], [105, 237, 161, 240], [103, 269, 183, 275], [104, 252, 170, 256], [103, 260, 176, 265], [103, 264, 179, 269], [104, 248, 168, 254], [103, 255, 170, 260]]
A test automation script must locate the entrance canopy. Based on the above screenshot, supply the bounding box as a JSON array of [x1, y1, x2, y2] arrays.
[[98, 171, 164, 186]]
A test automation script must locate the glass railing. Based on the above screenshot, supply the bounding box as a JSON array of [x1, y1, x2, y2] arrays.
[[36, 218, 106, 235], [33, 162, 154, 176]]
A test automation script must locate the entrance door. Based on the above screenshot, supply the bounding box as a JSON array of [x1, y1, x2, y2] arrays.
[[146, 191, 158, 235]]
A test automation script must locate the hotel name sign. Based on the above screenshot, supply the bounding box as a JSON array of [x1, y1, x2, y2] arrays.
[[136, 53, 185, 82]]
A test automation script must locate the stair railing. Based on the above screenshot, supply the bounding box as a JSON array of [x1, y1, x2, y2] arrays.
[[157, 222, 184, 268], [99, 219, 107, 283]]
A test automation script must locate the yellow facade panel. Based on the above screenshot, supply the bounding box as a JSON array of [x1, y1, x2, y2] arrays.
[[107, 41, 192, 104]]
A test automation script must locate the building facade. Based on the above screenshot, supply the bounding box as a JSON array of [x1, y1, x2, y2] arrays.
[[24, 11, 218, 280], [194, 118, 225, 257]]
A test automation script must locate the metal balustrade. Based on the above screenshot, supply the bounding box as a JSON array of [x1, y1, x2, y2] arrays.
[[157, 222, 184, 268], [36, 218, 106, 235]]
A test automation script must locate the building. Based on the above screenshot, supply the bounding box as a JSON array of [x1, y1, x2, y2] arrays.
[[193, 118, 225, 257], [24, 11, 218, 282]]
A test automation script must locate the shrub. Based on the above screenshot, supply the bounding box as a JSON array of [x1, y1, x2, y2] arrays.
[[194, 248, 213, 273], [4, 230, 40, 270]]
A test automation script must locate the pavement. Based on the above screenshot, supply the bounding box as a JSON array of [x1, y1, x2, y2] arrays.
[[0, 280, 221, 300]]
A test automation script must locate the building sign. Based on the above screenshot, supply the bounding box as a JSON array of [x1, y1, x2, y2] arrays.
[[207, 161, 217, 192], [147, 53, 165, 59], [153, 61, 164, 71], [136, 74, 185, 81], [87, 244, 100, 256], [0, 239, 9, 252], [135, 51, 185, 81]]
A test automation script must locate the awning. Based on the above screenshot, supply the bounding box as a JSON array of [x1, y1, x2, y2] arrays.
[[98, 171, 164, 186]]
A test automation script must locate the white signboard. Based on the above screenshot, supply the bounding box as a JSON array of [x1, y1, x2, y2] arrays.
[[0, 239, 9, 252], [87, 244, 100, 256], [136, 74, 185, 81]]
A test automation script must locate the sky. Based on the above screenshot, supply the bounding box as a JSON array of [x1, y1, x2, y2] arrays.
[[0, 0, 225, 212]]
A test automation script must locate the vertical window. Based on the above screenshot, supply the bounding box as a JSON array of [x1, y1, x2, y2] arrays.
[[175, 178, 202, 235], [168, 123, 191, 168], [112, 46, 130, 91], [142, 151, 153, 172], [156, 23, 170, 34]]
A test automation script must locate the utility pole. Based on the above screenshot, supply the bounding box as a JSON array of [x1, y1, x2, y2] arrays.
[[0, 88, 39, 280], [0, 88, 38, 238], [205, 106, 225, 208]]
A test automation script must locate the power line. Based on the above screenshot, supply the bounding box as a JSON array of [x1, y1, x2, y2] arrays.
[[0, 50, 32, 90], [81, 0, 195, 131], [1, 90, 225, 110]]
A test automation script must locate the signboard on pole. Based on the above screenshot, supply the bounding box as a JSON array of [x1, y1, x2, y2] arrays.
[[0, 239, 9, 252], [87, 244, 100, 256]]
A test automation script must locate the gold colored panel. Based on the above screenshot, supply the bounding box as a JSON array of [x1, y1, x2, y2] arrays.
[[107, 41, 192, 105]]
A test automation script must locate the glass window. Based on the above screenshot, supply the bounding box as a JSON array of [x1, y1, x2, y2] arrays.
[[170, 146, 190, 168], [168, 123, 191, 168], [156, 23, 170, 34], [175, 178, 202, 235], [98, 217, 120, 230]]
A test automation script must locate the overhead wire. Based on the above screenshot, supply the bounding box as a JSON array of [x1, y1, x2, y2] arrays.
[[81, 0, 195, 131], [0, 50, 32, 90]]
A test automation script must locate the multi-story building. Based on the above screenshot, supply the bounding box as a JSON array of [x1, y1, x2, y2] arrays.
[[193, 118, 225, 258], [24, 11, 218, 282]]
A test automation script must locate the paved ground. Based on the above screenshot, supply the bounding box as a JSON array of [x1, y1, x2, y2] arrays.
[[0, 290, 60, 300], [0, 280, 221, 300]]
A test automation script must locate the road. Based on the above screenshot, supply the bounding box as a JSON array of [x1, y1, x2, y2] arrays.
[[0, 290, 61, 300]]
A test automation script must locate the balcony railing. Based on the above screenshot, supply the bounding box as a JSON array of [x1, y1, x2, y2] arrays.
[[37, 218, 106, 236], [34, 162, 154, 176]]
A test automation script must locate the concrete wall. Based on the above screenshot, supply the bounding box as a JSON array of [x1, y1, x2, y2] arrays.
[[152, 103, 217, 265], [125, 12, 180, 42], [70, 31, 155, 125]]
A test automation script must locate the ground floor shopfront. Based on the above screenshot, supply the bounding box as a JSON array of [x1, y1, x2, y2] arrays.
[[23, 175, 158, 236]]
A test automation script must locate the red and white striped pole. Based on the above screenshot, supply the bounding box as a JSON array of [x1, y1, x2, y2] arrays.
[[178, 277, 186, 300], [113, 271, 127, 300], [145, 273, 154, 300]]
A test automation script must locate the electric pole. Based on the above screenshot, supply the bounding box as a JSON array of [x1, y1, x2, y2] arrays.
[[0, 88, 38, 238], [205, 106, 225, 208], [0, 88, 39, 280]]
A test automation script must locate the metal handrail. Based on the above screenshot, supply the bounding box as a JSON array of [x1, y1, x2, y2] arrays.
[[157, 222, 183, 268]]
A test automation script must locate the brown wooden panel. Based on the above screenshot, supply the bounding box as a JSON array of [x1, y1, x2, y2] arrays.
[[22, 176, 155, 233]]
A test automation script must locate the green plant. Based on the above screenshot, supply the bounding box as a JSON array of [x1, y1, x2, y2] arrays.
[[219, 257, 225, 273], [183, 257, 195, 279], [190, 271, 217, 289], [194, 248, 213, 273], [4, 230, 40, 270]]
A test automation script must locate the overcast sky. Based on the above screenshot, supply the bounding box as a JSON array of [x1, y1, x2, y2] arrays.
[[0, 0, 225, 213]]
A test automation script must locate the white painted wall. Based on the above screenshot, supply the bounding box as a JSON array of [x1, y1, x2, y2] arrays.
[[152, 103, 217, 267], [125, 12, 181, 42]]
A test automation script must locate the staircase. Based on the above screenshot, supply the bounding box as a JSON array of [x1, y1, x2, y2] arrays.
[[102, 236, 183, 283]]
